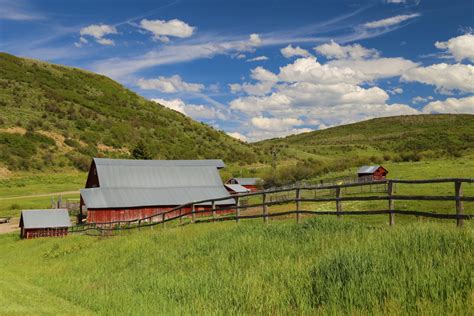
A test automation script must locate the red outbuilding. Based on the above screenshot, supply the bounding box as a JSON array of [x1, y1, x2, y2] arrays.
[[357, 165, 389, 182], [19, 209, 71, 239], [80, 158, 235, 224], [225, 178, 262, 192]]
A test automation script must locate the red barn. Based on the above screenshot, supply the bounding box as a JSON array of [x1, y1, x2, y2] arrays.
[[225, 178, 262, 192], [80, 158, 235, 224], [357, 165, 388, 182], [20, 209, 71, 239]]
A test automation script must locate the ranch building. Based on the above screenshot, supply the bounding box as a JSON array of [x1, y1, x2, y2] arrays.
[[357, 165, 389, 182], [80, 158, 235, 224], [20, 209, 71, 239], [225, 178, 262, 192], [224, 183, 250, 195]]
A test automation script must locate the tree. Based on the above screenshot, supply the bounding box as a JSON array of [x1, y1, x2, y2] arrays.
[[131, 141, 152, 160]]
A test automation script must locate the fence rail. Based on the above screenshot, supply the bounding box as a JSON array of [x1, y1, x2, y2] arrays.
[[69, 178, 473, 235]]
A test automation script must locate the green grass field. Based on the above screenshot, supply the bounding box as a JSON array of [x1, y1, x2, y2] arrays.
[[0, 217, 472, 315]]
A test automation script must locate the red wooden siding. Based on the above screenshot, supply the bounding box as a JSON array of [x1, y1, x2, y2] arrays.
[[87, 205, 235, 224], [21, 228, 68, 239]]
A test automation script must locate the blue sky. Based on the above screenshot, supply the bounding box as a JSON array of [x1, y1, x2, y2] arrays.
[[1, 0, 473, 141]]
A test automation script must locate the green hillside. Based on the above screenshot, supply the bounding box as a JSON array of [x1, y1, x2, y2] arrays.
[[0, 218, 472, 314], [0, 52, 259, 172], [254, 114, 474, 186]]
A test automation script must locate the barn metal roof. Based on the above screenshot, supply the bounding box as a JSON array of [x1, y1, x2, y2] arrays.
[[224, 184, 250, 193], [357, 165, 383, 174], [230, 178, 261, 185], [81, 187, 234, 209], [94, 158, 225, 169], [20, 209, 71, 229], [82, 159, 233, 209]]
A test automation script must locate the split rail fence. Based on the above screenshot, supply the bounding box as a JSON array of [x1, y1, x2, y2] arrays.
[[69, 178, 473, 235]]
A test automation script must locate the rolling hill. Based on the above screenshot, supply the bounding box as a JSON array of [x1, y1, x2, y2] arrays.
[[0, 52, 259, 172]]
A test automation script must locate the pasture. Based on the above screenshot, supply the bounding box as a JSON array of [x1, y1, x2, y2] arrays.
[[0, 217, 472, 315]]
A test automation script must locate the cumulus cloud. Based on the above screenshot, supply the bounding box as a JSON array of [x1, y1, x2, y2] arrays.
[[137, 75, 204, 93], [423, 96, 474, 114], [251, 67, 278, 82], [140, 19, 195, 42], [412, 96, 433, 104], [314, 41, 379, 60], [281, 45, 311, 58], [227, 132, 248, 142], [151, 98, 226, 120], [388, 87, 403, 95], [251, 116, 304, 131], [435, 33, 474, 62], [402, 63, 474, 93], [363, 13, 420, 29], [247, 56, 269, 62], [78, 24, 117, 46]]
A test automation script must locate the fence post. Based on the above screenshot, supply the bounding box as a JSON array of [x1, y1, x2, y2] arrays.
[[179, 208, 183, 225], [235, 196, 240, 223], [296, 188, 301, 224], [336, 187, 342, 219], [162, 212, 165, 228], [191, 203, 196, 223], [388, 181, 395, 226], [212, 200, 216, 219], [263, 192, 268, 223], [455, 181, 464, 227]]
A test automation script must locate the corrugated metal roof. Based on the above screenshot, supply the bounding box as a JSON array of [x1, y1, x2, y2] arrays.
[[81, 187, 234, 209], [96, 165, 224, 188], [20, 209, 71, 229], [230, 178, 261, 185], [82, 158, 234, 209], [94, 158, 225, 169], [357, 165, 381, 174], [225, 184, 250, 193]]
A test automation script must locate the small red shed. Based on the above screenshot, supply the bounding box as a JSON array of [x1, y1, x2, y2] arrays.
[[20, 209, 71, 239], [357, 165, 388, 182], [225, 178, 262, 192]]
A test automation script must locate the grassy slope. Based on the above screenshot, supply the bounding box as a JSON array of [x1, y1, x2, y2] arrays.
[[255, 114, 474, 165], [0, 218, 472, 314], [0, 52, 259, 172]]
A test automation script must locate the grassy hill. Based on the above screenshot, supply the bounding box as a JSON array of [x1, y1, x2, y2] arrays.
[[254, 114, 474, 186], [0, 218, 472, 314], [0, 52, 260, 172]]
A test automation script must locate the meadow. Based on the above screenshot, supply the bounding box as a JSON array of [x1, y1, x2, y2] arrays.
[[0, 217, 472, 315]]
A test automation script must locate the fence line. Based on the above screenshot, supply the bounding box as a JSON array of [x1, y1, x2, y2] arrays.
[[69, 178, 473, 235]]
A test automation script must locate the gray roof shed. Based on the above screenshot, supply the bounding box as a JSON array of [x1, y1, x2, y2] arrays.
[[20, 209, 71, 229], [229, 178, 261, 186], [224, 184, 250, 193]]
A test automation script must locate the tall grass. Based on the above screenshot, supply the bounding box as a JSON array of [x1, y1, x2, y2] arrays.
[[0, 218, 472, 314]]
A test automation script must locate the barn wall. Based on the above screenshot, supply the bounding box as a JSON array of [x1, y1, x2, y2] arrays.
[[87, 205, 235, 224], [23, 228, 68, 239]]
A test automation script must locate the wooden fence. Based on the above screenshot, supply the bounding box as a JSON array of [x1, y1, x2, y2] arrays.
[[69, 178, 473, 235]]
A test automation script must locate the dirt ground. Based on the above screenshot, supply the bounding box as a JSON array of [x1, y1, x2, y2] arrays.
[[0, 217, 19, 235]]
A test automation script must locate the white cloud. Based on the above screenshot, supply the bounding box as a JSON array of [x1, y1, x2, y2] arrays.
[[79, 24, 117, 46], [250, 67, 278, 82], [412, 96, 433, 104], [137, 75, 204, 93], [93, 33, 263, 79], [281, 45, 311, 58], [251, 116, 304, 131], [314, 41, 379, 60], [151, 98, 226, 120], [402, 63, 474, 93], [388, 87, 403, 95], [139, 19, 195, 42], [363, 14, 420, 29], [227, 132, 248, 142], [435, 33, 474, 62], [327, 57, 418, 82], [423, 96, 474, 114], [247, 56, 269, 62]]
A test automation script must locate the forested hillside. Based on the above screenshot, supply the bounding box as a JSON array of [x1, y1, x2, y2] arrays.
[[0, 53, 259, 172]]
